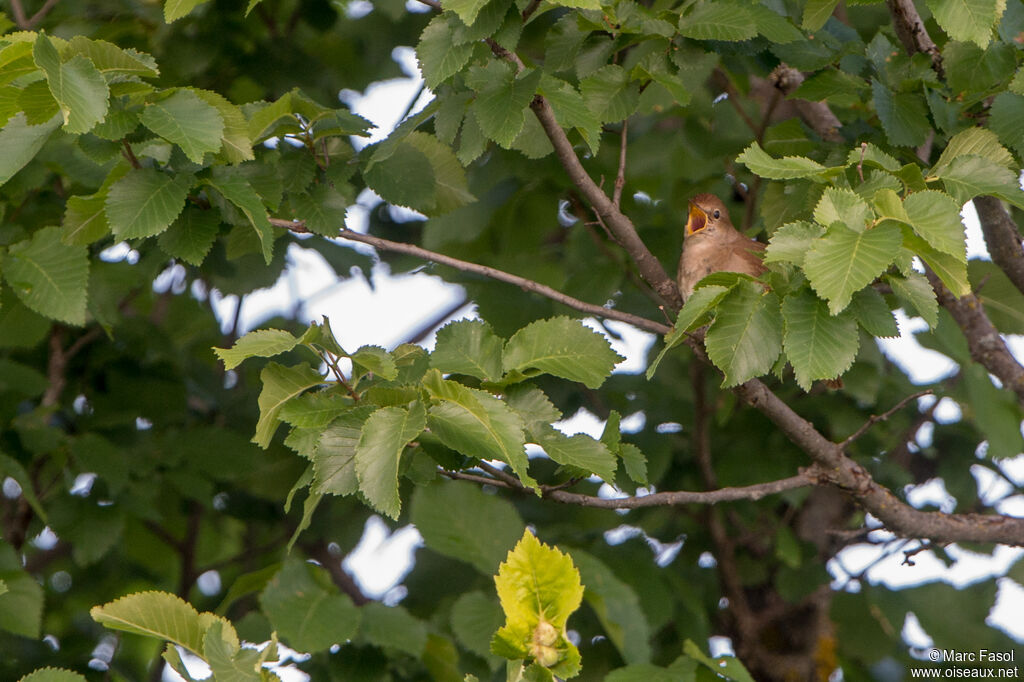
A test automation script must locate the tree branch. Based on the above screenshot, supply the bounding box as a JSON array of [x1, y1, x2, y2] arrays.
[[840, 390, 933, 448], [9, 0, 60, 29], [924, 268, 1024, 405], [612, 119, 628, 208], [975, 196, 1024, 297], [271, 218, 671, 336], [884, 0, 944, 78], [768, 64, 843, 143]]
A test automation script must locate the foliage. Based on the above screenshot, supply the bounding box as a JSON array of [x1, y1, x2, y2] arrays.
[[0, 0, 1023, 680]]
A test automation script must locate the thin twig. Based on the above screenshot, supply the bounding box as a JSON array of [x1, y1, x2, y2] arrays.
[[521, 0, 542, 21], [612, 119, 628, 208], [270, 218, 671, 336], [121, 140, 142, 169], [840, 390, 933, 449], [10, 0, 60, 28]]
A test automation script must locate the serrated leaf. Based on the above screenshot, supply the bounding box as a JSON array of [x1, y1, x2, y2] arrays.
[[253, 362, 324, 448], [411, 480, 525, 574], [431, 319, 505, 381], [849, 288, 899, 337], [65, 37, 159, 80], [963, 364, 1024, 458], [0, 113, 60, 187], [418, 16, 475, 89], [926, 0, 1004, 47], [0, 543, 43, 639], [444, 0, 490, 25], [735, 141, 833, 180], [468, 62, 541, 149], [405, 132, 475, 214], [106, 168, 191, 239], [570, 550, 651, 665], [259, 560, 360, 653], [141, 89, 224, 163], [281, 393, 356, 429], [802, 0, 840, 31], [902, 190, 965, 260], [360, 602, 427, 657], [704, 283, 783, 387], [847, 142, 900, 172], [888, 272, 938, 327], [190, 89, 253, 163], [62, 193, 109, 245], [91, 591, 205, 655], [871, 80, 929, 148], [205, 166, 274, 264], [749, 5, 804, 43], [354, 402, 426, 519], [502, 317, 624, 389], [988, 92, 1024, 158], [901, 228, 971, 296], [943, 40, 1015, 95], [937, 155, 1024, 210], [493, 530, 583, 675], [932, 127, 1014, 175], [34, 35, 109, 134], [764, 221, 825, 266], [814, 187, 872, 232], [505, 384, 562, 430], [782, 290, 859, 390], [620, 443, 648, 485], [451, 592, 504, 661], [313, 406, 376, 496], [645, 285, 731, 379], [803, 223, 902, 314], [158, 206, 220, 265], [2, 226, 88, 325], [351, 345, 398, 381], [17, 669, 88, 682], [580, 65, 639, 123], [970, 261, 1024, 333], [423, 370, 535, 489], [165, 0, 210, 22], [678, 2, 757, 41], [533, 426, 616, 483], [214, 329, 300, 370], [291, 185, 347, 235]]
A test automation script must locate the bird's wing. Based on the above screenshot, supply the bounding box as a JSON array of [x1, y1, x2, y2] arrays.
[[724, 237, 766, 277]]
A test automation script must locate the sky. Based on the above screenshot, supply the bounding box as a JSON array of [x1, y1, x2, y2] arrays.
[[153, 30, 1024, 681]]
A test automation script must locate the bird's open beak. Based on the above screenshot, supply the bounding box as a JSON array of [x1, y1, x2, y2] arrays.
[[685, 202, 707, 236]]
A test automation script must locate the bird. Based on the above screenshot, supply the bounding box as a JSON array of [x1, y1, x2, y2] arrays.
[[676, 193, 765, 301]]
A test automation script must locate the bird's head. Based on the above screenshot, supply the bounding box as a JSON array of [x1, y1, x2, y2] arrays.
[[684, 193, 732, 239]]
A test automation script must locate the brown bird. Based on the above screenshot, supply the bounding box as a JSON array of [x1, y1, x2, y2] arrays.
[[677, 193, 766, 300]]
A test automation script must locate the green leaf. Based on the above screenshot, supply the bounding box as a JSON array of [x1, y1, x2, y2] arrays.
[[214, 329, 300, 370], [2, 226, 88, 325], [0, 541, 44, 639], [157, 206, 221, 265], [291, 185, 347, 236], [970, 261, 1024, 333], [570, 550, 651, 664], [62, 193, 109, 245], [423, 370, 536, 489], [141, 89, 224, 163], [764, 221, 824, 266], [431, 319, 505, 381], [645, 284, 731, 379], [34, 35, 109, 134], [91, 591, 205, 655], [451, 592, 504, 661], [782, 290, 859, 390], [418, 16, 475, 89], [350, 345, 399, 381], [505, 384, 562, 430], [360, 603, 427, 657], [678, 2, 757, 41], [106, 168, 191, 239], [926, 0, 1004, 47], [354, 402, 426, 519], [259, 559, 360, 652], [943, 41, 1016, 95], [902, 190, 965, 260], [189, 88, 253, 164], [312, 407, 376, 496], [405, 132, 475, 214], [18, 670, 89, 682], [888, 272, 938, 327], [849, 288, 899, 337], [0, 113, 60, 187], [989, 92, 1024, 158], [204, 166, 274, 264], [281, 393, 355, 430], [468, 62, 541, 149], [253, 362, 324, 448], [749, 4, 804, 43], [871, 80, 929, 148], [802, 0, 840, 31], [847, 142, 900, 172], [165, 0, 210, 22], [65, 36, 159, 80], [492, 530, 584, 677], [444, 0, 489, 25], [963, 364, 1024, 458], [704, 282, 783, 387], [932, 127, 1014, 175], [502, 317, 624, 389], [580, 65, 640, 123], [937, 155, 1024, 210], [410, 480, 525, 575], [902, 229, 971, 297], [363, 131, 474, 216], [735, 141, 832, 180], [532, 426, 617, 483], [803, 223, 902, 314], [814, 187, 872, 232]]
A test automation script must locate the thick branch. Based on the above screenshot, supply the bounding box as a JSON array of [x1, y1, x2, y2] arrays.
[[975, 196, 1024, 297], [924, 268, 1024, 405], [884, 0, 944, 78], [529, 95, 683, 309], [768, 65, 842, 143]]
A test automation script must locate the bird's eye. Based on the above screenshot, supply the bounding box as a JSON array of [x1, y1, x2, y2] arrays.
[[713, 209, 721, 219]]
